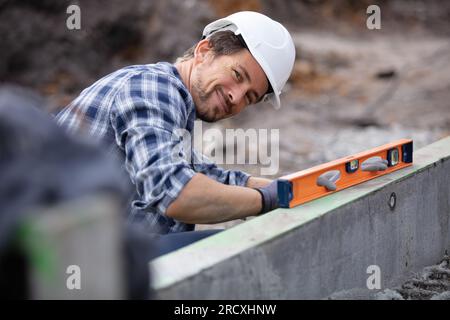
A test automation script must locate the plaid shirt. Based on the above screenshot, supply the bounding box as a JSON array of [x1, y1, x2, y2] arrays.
[[56, 62, 250, 234]]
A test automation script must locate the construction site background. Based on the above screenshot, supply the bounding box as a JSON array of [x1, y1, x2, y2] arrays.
[[1, 0, 449, 299], [1, 0, 449, 173]]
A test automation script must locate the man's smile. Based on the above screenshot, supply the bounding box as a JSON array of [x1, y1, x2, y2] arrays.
[[216, 87, 231, 115]]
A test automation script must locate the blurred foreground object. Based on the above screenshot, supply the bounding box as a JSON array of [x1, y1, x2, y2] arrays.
[[22, 195, 124, 299], [0, 85, 152, 299]]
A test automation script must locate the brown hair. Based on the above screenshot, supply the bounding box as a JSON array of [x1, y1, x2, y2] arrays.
[[175, 31, 247, 63]]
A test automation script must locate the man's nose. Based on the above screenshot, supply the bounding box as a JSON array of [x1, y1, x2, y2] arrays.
[[227, 86, 246, 106]]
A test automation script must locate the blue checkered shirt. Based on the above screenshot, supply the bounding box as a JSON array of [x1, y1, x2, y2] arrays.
[[55, 62, 250, 234]]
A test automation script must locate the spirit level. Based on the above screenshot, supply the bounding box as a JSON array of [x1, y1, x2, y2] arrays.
[[278, 139, 413, 208]]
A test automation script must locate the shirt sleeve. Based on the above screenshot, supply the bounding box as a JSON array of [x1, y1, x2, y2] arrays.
[[191, 148, 251, 187], [110, 72, 195, 216]]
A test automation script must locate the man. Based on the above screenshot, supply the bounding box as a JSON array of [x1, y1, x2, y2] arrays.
[[56, 11, 295, 253]]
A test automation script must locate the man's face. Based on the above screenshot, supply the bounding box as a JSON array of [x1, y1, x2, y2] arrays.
[[190, 43, 269, 123]]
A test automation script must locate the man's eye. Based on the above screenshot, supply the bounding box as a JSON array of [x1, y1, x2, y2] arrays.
[[234, 70, 241, 80]]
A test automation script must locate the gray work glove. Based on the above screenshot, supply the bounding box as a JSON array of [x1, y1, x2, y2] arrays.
[[361, 156, 389, 172], [254, 180, 279, 214], [316, 170, 341, 191]]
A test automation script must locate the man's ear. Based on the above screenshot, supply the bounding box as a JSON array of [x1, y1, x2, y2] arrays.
[[193, 39, 212, 65]]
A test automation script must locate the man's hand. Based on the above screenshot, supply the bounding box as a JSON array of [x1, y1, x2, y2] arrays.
[[254, 180, 279, 214]]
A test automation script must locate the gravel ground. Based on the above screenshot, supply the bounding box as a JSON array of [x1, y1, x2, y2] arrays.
[[327, 255, 450, 300]]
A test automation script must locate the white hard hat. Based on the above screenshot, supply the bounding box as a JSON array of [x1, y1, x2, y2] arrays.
[[202, 11, 296, 109]]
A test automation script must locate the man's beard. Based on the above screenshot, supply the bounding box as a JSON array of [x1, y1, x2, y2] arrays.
[[192, 75, 220, 123]]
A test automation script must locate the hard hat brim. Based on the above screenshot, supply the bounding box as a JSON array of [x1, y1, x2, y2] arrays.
[[263, 91, 281, 110]]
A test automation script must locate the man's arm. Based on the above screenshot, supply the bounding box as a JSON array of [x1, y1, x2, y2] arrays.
[[190, 148, 251, 187], [166, 173, 262, 224]]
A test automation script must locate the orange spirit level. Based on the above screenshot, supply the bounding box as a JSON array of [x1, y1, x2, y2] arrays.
[[277, 139, 413, 208]]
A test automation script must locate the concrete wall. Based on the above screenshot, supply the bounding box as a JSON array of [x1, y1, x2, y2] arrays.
[[150, 136, 450, 299]]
